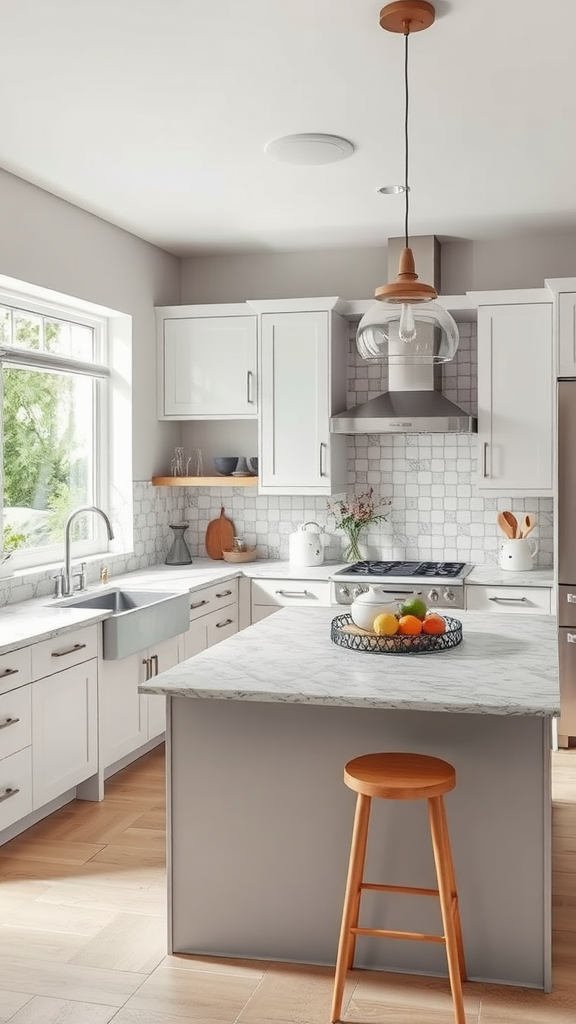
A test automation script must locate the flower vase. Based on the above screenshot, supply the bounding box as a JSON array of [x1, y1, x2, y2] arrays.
[[342, 526, 366, 563]]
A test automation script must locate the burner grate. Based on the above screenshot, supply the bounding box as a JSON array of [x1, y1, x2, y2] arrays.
[[336, 560, 466, 579]]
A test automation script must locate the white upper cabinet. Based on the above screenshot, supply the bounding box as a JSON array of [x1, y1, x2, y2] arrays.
[[254, 303, 348, 495], [558, 291, 576, 377], [477, 302, 553, 496], [157, 304, 257, 419]]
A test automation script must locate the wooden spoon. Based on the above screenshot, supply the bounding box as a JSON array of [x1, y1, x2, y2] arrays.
[[497, 511, 517, 539], [520, 513, 537, 539], [501, 510, 520, 539]]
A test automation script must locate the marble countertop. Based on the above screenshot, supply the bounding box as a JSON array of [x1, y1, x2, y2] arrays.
[[465, 565, 555, 588], [0, 558, 555, 656], [140, 606, 560, 718]]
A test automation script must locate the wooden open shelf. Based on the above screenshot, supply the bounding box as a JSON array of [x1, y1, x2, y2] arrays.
[[151, 476, 258, 487]]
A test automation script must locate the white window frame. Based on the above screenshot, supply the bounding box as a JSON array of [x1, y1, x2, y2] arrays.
[[0, 288, 112, 572]]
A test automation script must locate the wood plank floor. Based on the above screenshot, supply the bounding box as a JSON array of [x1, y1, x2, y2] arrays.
[[0, 745, 574, 1023]]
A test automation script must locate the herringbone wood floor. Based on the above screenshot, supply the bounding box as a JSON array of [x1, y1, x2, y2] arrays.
[[0, 745, 574, 1023]]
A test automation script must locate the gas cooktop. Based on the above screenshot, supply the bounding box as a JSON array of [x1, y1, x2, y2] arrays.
[[333, 560, 470, 581]]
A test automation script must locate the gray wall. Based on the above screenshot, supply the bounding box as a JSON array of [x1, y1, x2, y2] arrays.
[[181, 231, 576, 302], [0, 167, 182, 478]]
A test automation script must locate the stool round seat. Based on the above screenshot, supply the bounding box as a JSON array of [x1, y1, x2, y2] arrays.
[[344, 752, 456, 801]]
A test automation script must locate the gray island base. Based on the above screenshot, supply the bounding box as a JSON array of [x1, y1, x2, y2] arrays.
[[141, 608, 560, 991]]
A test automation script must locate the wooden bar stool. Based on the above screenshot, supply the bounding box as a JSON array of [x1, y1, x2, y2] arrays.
[[331, 752, 467, 1024]]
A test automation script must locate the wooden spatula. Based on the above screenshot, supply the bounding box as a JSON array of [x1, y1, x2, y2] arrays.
[[205, 506, 235, 560], [497, 511, 516, 539], [520, 513, 537, 539]]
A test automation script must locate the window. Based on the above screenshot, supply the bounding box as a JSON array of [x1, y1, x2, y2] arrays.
[[0, 292, 110, 570]]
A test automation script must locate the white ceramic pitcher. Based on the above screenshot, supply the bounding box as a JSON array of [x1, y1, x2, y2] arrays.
[[498, 537, 538, 572]]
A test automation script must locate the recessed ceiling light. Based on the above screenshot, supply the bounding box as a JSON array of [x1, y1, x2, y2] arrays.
[[377, 185, 409, 195], [264, 133, 355, 166]]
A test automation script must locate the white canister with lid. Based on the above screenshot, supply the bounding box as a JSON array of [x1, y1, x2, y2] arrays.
[[350, 585, 401, 631], [288, 522, 327, 567]]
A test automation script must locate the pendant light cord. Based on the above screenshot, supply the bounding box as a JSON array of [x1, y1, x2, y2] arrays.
[[403, 26, 410, 249]]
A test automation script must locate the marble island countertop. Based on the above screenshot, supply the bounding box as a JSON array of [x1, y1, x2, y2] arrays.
[[140, 606, 560, 718]]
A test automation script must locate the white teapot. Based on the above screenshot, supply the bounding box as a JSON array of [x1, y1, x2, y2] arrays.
[[288, 522, 328, 567], [350, 585, 400, 631], [498, 537, 538, 572]]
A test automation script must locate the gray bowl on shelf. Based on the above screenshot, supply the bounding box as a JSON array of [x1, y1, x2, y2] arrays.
[[213, 457, 238, 476], [247, 457, 258, 476]]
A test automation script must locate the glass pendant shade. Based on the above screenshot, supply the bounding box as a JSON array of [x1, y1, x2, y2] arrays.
[[357, 299, 459, 364]]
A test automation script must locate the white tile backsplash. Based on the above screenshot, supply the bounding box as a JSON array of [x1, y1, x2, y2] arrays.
[[0, 321, 552, 605]]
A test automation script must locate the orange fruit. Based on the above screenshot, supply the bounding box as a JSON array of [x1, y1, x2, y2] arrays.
[[397, 614, 422, 635], [373, 612, 399, 636], [422, 614, 446, 635]]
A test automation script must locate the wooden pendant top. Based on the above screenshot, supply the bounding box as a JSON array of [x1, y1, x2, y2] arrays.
[[379, 1, 435, 34]]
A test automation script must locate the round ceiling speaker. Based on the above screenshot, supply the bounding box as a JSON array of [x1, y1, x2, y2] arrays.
[[264, 133, 355, 166]]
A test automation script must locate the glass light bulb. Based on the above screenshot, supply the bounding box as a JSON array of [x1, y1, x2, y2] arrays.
[[398, 303, 417, 343]]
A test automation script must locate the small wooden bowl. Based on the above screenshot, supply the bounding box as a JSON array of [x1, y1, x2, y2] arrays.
[[221, 546, 257, 563]]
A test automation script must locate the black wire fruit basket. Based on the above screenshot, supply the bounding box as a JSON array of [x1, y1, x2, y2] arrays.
[[330, 613, 463, 655]]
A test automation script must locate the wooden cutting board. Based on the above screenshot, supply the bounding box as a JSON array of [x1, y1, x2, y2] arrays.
[[205, 506, 235, 560]]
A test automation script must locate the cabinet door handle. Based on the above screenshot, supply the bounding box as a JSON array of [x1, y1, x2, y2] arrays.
[[216, 590, 232, 598], [275, 589, 312, 598], [246, 370, 255, 404], [190, 599, 209, 610], [0, 787, 19, 804], [142, 657, 151, 681], [567, 594, 576, 603], [567, 634, 576, 644], [0, 668, 18, 678], [215, 618, 233, 628], [0, 716, 20, 731], [51, 642, 87, 658], [150, 654, 159, 676], [488, 596, 528, 603], [482, 441, 489, 477], [319, 442, 327, 477]]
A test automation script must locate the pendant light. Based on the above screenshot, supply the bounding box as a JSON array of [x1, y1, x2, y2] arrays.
[[357, 1, 459, 365]]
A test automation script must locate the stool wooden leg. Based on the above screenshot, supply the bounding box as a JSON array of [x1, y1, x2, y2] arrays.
[[331, 793, 371, 1023], [436, 794, 467, 982], [428, 796, 467, 1024]]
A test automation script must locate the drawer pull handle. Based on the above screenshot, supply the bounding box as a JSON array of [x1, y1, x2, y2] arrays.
[[51, 642, 87, 658], [488, 597, 528, 604], [0, 668, 19, 678], [190, 599, 209, 609], [150, 654, 159, 676], [567, 634, 576, 644], [0, 787, 19, 804], [142, 657, 151, 681], [275, 590, 312, 598], [567, 594, 576, 603], [0, 716, 20, 731], [216, 618, 234, 628], [216, 590, 232, 598]]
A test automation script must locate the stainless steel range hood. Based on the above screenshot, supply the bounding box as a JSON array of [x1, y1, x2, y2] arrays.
[[330, 236, 477, 435]]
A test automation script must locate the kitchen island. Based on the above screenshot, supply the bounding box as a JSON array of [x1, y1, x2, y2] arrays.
[[141, 607, 559, 990]]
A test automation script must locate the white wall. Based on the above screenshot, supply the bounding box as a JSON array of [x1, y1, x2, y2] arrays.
[[0, 167, 181, 478], [181, 231, 576, 302]]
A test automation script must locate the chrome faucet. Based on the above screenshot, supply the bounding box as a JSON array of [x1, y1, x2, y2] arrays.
[[61, 505, 115, 597]]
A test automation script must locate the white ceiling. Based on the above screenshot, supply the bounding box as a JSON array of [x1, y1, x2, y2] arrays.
[[2, 0, 575, 256]]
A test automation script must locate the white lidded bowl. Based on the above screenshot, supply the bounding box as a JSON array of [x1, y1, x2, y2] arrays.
[[350, 585, 401, 632]]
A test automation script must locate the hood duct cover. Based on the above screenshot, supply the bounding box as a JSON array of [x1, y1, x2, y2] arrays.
[[330, 235, 477, 435]]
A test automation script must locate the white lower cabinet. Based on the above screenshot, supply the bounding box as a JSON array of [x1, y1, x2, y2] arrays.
[[0, 684, 33, 831], [251, 579, 331, 623], [183, 580, 239, 660], [101, 634, 180, 769], [32, 658, 98, 809], [465, 585, 552, 614]]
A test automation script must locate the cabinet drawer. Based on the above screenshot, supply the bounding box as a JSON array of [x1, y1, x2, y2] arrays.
[[188, 579, 238, 621], [0, 685, 31, 760], [251, 579, 330, 608], [0, 646, 32, 695], [31, 625, 98, 680], [466, 586, 552, 614], [0, 747, 32, 832]]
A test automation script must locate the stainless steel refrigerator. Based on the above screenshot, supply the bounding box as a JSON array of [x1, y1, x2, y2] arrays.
[[558, 379, 576, 743]]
